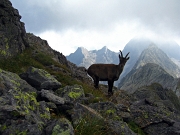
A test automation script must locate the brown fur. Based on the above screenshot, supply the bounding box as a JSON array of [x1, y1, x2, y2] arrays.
[[87, 50, 130, 96]]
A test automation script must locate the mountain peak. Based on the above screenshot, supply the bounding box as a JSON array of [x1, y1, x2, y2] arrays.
[[98, 46, 108, 54], [148, 43, 158, 49], [76, 47, 88, 54], [133, 43, 180, 78]]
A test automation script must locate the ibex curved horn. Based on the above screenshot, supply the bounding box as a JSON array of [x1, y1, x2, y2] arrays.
[[125, 52, 130, 58], [119, 50, 123, 57]]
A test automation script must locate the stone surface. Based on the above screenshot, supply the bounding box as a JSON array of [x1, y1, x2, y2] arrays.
[[20, 66, 61, 90], [45, 118, 74, 135], [0, 0, 28, 58], [39, 89, 65, 105], [0, 69, 50, 135], [56, 84, 85, 102]]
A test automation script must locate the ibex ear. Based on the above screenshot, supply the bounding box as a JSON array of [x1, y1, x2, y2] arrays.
[[126, 57, 130, 60]]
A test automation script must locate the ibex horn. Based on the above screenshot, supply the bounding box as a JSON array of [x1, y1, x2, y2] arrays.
[[125, 52, 130, 58], [119, 50, 123, 57]]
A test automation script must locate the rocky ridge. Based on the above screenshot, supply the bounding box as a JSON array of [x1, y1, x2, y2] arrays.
[[118, 44, 180, 97], [133, 44, 180, 78], [119, 63, 178, 94]]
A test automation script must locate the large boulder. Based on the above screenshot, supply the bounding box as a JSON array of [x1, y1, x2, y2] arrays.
[[45, 118, 74, 135], [55, 84, 85, 102], [38, 89, 65, 105], [20, 66, 61, 90], [0, 68, 50, 134]]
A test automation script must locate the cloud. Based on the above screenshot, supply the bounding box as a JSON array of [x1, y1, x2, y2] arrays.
[[10, 0, 180, 55], [11, 0, 180, 33]]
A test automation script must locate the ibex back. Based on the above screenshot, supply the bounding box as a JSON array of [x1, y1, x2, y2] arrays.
[[87, 50, 130, 96]]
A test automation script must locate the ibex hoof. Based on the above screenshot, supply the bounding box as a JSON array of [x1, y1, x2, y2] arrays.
[[108, 92, 113, 96], [94, 85, 99, 89]]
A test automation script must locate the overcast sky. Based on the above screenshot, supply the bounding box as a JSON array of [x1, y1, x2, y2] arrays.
[[10, 0, 180, 55]]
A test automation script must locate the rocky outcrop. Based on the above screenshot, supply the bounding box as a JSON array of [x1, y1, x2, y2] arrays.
[[130, 83, 180, 135], [27, 33, 69, 67], [26, 33, 90, 83], [0, 0, 28, 58]]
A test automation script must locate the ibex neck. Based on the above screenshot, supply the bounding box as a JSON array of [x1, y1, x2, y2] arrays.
[[117, 63, 125, 74], [119, 63, 125, 68]]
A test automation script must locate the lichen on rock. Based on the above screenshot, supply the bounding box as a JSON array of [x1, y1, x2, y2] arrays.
[[20, 66, 61, 90], [56, 84, 85, 102]]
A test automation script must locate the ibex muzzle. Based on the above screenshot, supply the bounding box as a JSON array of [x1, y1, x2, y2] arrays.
[[87, 50, 130, 96]]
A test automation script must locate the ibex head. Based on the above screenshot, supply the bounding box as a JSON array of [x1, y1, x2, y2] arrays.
[[119, 50, 130, 65]]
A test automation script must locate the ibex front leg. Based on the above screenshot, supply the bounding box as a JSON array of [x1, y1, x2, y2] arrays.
[[108, 80, 114, 96], [92, 76, 99, 89]]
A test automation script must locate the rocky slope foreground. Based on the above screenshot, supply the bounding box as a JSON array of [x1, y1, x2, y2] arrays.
[[0, 0, 180, 134], [1, 67, 180, 135]]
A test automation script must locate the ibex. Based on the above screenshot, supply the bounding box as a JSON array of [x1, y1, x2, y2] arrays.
[[87, 50, 130, 96]]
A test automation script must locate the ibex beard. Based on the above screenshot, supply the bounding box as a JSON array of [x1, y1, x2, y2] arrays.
[[87, 50, 130, 96]]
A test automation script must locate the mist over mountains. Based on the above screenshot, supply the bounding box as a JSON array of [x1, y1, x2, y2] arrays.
[[66, 37, 180, 89]]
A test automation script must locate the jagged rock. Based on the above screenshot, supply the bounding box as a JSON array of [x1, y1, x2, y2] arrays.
[[107, 120, 136, 135], [0, 0, 28, 59], [39, 89, 65, 105], [68, 62, 91, 83], [0, 68, 50, 135], [129, 83, 180, 135], [89, 102, 119, 120], [89, 101, 136, 134], [55, 84, 85, 102], [27, 33, 69, 66], [45, 118, 74, 135], [70, 103, 103, 125], [20, 66, 61, 90], [0, 68, 37, 93]]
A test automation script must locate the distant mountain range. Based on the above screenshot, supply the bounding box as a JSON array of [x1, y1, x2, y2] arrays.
[[119, 63, 178, 93], [66, 38, 180, 90], [66, 46, 118, 68]]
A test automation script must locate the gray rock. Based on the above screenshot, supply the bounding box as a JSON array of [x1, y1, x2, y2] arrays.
[[0, 0, 28, 59], [129, 84, 180, 134], [45, 118, 74, 135], [107, 120, 136, 135], [40, 89, 65, 105], [55, 84, 85, 102], [70, 103, 103, 125], [0, 69, 50, 135], [20, 66, 61, 90]]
